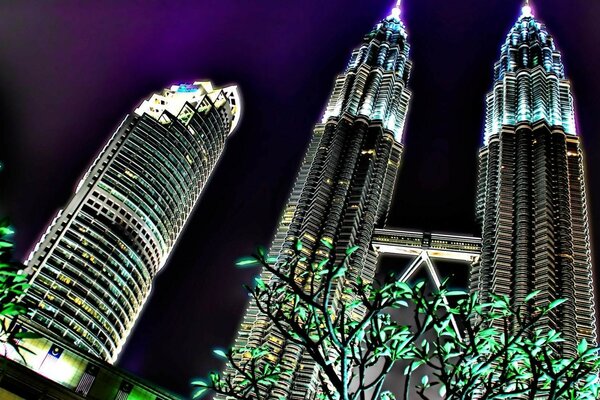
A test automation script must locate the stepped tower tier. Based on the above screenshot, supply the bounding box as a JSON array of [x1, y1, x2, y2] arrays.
[[220, 2, 412, 398], [472, 1, 597, 356]]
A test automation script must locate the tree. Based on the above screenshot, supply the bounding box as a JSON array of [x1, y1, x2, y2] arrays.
[[0, 218, 40, 359], [192, 240, 600, 399]]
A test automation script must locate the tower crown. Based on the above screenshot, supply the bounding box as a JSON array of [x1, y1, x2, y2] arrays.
[[495, 6, 564, 82], [321, 0, 412, 141], [134, 82, 241, 134], [483, 3, 576, 144]]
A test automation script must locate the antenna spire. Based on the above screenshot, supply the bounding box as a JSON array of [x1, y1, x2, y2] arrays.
[[390, 0, 402, 20], [522, 0, 533, 17]]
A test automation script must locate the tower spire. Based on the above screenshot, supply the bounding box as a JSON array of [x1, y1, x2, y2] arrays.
[[522, 0, 533, 18], [390, 0, 402, 20]]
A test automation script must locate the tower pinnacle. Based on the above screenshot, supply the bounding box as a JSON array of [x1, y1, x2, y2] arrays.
[[390, 0, 402, 20], [522, 0, 533, 18]]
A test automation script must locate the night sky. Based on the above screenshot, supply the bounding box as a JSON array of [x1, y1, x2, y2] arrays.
[[0, 0, 599, 397]]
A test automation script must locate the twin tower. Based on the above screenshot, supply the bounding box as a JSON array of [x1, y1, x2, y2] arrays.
[[221, 1, 597, 397], [16, 0, 596, 398]]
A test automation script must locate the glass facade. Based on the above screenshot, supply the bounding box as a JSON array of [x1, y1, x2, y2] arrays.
[[22, 81, 241, 362], [220, 3, 412, 399], [0, 321, 180, 399], [472, 5, 597, 356]]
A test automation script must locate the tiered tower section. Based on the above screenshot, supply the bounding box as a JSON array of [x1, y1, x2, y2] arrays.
[[472, 3, 596, 356], [22, 82, 240, 363], [222, 3, 412, 399]]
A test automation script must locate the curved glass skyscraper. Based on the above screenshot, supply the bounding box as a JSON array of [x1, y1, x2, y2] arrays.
[[472, 2, 597, 355], [221, 2, 412, 398], [22, 81, 241, 362]]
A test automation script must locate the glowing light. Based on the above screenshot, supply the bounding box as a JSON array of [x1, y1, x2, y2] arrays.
[[134, 81, 241, 134], [176, 83, 200, 93], [390, 0, 401, 19], [522, 0, 533, 17]]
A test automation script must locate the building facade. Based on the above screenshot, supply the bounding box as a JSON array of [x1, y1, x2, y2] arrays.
[[0, 319, 180, 400], [221, 2, 412, 398], [471, 3, 597, 355], [21, 81, 241, 362]]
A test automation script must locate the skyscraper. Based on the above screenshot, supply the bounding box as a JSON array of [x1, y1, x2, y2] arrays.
[[222, 2, 412, 398], [471, 1, 597, 356], [21, 81, 241, 363]]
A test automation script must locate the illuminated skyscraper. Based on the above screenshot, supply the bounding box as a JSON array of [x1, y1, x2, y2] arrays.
[[22, 81, 241, 363], [471, 1, 597, 355], [222, 2, 412, 398]]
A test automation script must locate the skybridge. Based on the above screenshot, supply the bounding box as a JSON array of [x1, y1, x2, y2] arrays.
[[372, 228, 482, 337]]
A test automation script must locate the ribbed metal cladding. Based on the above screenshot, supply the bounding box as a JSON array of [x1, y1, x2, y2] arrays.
[[566, 137, 597, 342], [220, 9, 411, 399], [472, 8, 596, 356], [22, 82, 240, 362]]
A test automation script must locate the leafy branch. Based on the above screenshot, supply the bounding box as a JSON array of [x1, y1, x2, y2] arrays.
[[0, 217, 40, 361], [193, 242, 600, 399]]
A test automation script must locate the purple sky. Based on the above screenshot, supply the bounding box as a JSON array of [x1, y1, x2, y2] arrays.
[[0, 0, 599, 397]]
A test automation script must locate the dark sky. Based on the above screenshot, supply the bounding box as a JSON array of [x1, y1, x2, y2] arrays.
[[0, 0, 599, 397]]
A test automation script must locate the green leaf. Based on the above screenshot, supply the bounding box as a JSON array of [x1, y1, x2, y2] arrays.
[[445, 290, 468, 297], [257, 247, 267, 258], [235, 257, 259, 268], [1, 304, 27, 316], [578, 339, 589, 355], [213, 349, 228, 360], [191, 379, 209, 388], [547, 298, 567, 311], [266, 256, 278, 264], [14, 332, 41, 340], [0, 227, 14, 236], [345, 246, 360, 256], [421, 374, 429, 386], [525, 290, 542, 302], [332, 266, 347, 279], [320, 238, 333, 249], [439, 384, 447, 397], [394, 281, 412, 295], [254, 277, 266, 290], [391, 300, 408, 309], [192, 387, 209, 399]]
